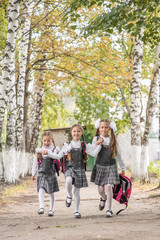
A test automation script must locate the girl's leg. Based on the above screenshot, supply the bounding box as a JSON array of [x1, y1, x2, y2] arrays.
[[49, 193, 54, 211], [48, 193, 54, 216], [65, 176, 72, 206], [73, 187, 81, 218], [106, 184, 113, 217], [98, 185, 107, 199], [38, 188, 45, 214], [98, 185, 107, 210]]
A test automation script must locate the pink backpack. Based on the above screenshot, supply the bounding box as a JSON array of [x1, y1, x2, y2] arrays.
[[113, 174, 132, 215]]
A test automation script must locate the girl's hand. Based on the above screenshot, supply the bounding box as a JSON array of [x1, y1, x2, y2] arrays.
[[121, 170, 125, 176], [67, 152, 72, 162], [32, 176, 35, 180], [42, 149, 48, 155], [96, 137, 104, 145]]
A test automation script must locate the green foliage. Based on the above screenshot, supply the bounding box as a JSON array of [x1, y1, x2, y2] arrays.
[[41, 89, 72, 130], [0, 0, 8, 54], [148, 160, 160, 178], [74, 90, 110, 125], [73, 84, 130, 135], [116, 115, 130, 135], [68, 0, 160, 45]]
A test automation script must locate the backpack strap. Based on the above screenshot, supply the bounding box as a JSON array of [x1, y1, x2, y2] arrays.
[[81, 141, 87, 171], [60, 155, 66, 173], [81, 141, 86, 157], [52, 147, 60, 176], [116, 204, 128, 215]]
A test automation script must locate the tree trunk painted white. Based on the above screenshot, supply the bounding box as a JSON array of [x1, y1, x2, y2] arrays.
[[130, 29, 144, 179], [159, 73, 160, 187], [3, 0, 20, 183], [16, 0, 34, 151], [15, 0, 35, 179], [18, 70, 44, 177], [140, 43, 160, 181], [0, 150, 4, 180], [22, 30, 32, 153], [29, 70, 44, 153]]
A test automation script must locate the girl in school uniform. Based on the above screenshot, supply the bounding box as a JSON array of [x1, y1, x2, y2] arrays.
[[91, 118, 126, 217], [32, 131, 67, 217], [64, 124, 101, 218]]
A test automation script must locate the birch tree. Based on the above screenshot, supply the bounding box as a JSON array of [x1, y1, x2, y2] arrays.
[[0, 0, 20, 182], [16, 0, 34, 151], [29, 70, 44, 154], [130, 29, 144, 179], [22, 29, 31, 153], [0, 0, 21, 183], [140, 43, 160, 181]]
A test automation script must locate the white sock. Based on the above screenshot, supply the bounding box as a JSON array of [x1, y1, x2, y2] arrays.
[[74, 187, 80, 213], [39, 188, 45, 209], [106, 184, 113, 211], [66, 176, 72, 203], [49, 193, 54, 211]]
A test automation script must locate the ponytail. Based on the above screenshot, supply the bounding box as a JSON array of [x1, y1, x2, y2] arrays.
[[110, 128, 117, 158]]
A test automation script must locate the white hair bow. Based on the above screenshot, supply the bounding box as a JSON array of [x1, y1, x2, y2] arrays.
[[110, 121, 117, 132], [94, 118, 101, 129]]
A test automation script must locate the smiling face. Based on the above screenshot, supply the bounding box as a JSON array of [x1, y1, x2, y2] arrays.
[[71, 126, 83, 141], [99, 121, 110, 137], [42, 136, 52, 148]]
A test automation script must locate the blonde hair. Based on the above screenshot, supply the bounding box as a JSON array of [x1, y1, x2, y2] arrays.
[[41, 131, 55, 147], [70, 123, 84, 133], [95, 119, 117, 158]]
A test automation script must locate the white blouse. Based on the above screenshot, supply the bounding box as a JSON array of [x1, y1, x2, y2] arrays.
[[68, 140, 102, 158], [32, 145, 64, 177], [92, 135, 126, 171]]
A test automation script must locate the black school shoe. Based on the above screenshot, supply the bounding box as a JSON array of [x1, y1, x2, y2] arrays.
[[74, 212, 81, 218], [106, 210, 113, 217], [66, 196, 72, 207], [48, 210, 54, 217], [38, 208, 44, 214], [99, 197, 106, 210]]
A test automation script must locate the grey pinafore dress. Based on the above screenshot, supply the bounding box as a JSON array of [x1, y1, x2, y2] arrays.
[[65, 146, 88, 188], [37, 156, 59, 194], [91, 144, 119, 186]]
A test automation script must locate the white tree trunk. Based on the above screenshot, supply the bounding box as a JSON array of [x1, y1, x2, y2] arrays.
[[140, 43, 160, 181], [16, 0, 35, 178], [0, 151, 4, 180], [18, 70, 44, 177], [16, 0, 34, 151], [159, 70, 160, 187], [3, 0, 20, 183], [22, 30, 32, 153], [130, 29, 144, 179], [29, 70, 44, 153]]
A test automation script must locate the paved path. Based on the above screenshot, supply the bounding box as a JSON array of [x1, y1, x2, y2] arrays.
[[0, 172, 160, 240]]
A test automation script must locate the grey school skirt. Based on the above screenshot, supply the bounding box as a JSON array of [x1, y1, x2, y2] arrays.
[[91, 164, 119, 186], [37, 173, 59, 194], [72, 169, 88, 188], [65, 167, 88, 188], [64, 166, 73, 178]]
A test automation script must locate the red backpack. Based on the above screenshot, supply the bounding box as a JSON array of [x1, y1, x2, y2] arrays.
[[113, 174, 132, 215]]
